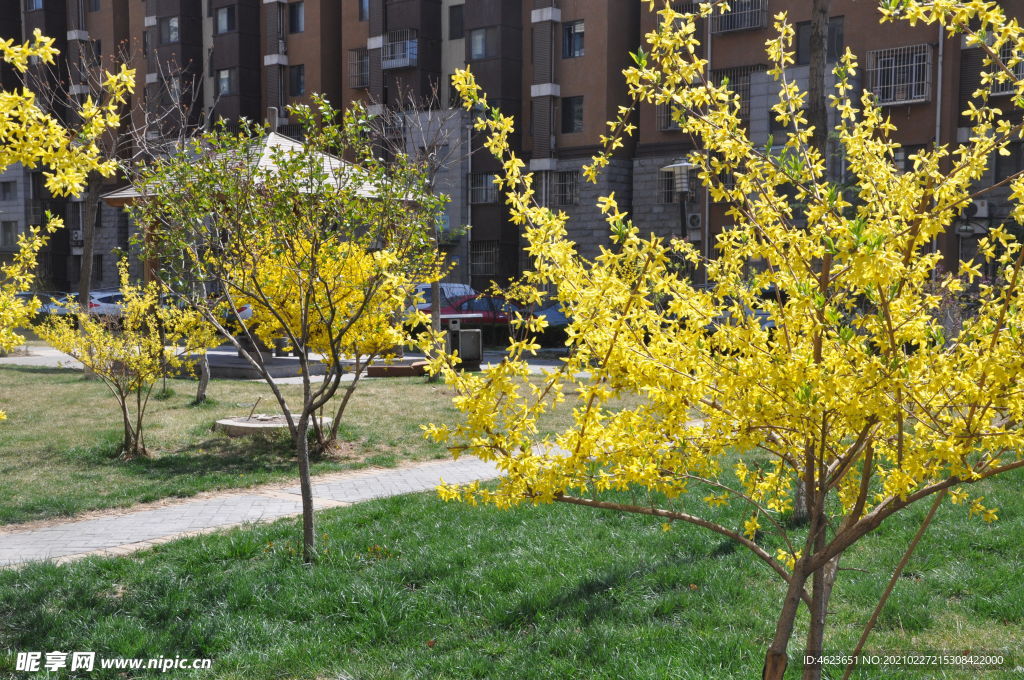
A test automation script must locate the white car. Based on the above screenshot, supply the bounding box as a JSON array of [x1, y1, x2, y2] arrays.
[[48, 290, 124, 318]]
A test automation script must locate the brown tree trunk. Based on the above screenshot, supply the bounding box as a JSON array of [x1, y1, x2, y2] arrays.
[[763, 566, 810, 680], [295, 414, 317, 563], [194, 353, 210, 403], [808, 0, 830, 161], [78, 180, 102, 380], [802, 555, 840, 680], [427, 255, 442, 383]]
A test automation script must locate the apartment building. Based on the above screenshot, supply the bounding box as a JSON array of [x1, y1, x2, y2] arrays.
[[3, 1, 1023, 292], [635, 0, 1024, 282]]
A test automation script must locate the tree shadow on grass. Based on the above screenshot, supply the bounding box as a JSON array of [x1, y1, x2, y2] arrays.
[[497, 554, 700, 628]]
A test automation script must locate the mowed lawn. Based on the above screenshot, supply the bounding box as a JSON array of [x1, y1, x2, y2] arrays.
[[0, 470, 1022, 679], [0, 365, 466, 525]]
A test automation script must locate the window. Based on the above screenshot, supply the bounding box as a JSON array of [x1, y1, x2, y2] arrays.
[[0, 181, 15, 201], [215, 6, 236, 34], [159, 17, 180, 44], [0, 222, 18, 249], [796, 17, 844, 66], [469, 28, 496, 60], [996, 142, 1023, 179], [92, 255, 104, 284], [562, 20, 584, 58], [29, 172, 46, 200], [216, 68, 235, 96], [710, 0, 766, 33], [470, 240, 499, 276], [88, 0, 100, 11], [554, 171, 580, 206], [712, 64, 766, 124], [867, 44, 931, 105], [657, 103, 680, 131], [289, 2, 304, 33], [289, 65, 305, 97], [358, 0, 368, 21], [67, 202, 83, 232], [660, 170, 680, 203], [991, 43, 1024, 95], [349, 49, 369, 88], [470, 173, 497, 203], [449, 5, 464, 40], [25, 0, 42, 11], [561, 96, 583, 134]]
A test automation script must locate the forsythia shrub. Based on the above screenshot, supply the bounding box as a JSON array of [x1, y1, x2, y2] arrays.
[[427, 2, 1024, 677], [39, 261, 217, 458], [0, 31, 133, 419]]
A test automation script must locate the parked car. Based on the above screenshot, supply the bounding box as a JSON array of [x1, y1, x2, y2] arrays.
[[45, 290, 124, 319], [410, 282, 478, 312], [438, 294, 517, 326]]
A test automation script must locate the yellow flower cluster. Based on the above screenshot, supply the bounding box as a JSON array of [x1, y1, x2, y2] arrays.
[[0, 31, 134, 408]]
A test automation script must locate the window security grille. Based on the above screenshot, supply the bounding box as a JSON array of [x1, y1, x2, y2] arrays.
[[710, 0, 766, 33], [867, 44, 931, 105], [660, 170, 679, 203], [471, 240, 499, 276], [349, 49, 369, 88], [711, 64, 767, 124], [554, 171, 579, 206], [990, 43, 1024, 96], [657, 103, 680, 131], [470, 174, 498, 204], [383, 29, 418, 69]]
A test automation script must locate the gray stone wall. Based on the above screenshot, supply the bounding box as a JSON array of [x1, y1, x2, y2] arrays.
[[0, 165, 27, 262], [631, 155, 692, 246], [551, 156, 633, 262]]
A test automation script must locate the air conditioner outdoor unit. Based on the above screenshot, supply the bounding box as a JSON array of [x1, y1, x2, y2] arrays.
[[961, 199, 989, 220], [686, 213, 703, 230]]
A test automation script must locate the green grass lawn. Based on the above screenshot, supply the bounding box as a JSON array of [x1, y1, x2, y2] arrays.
[[0, 365, 465, 525], [1, 470, 1022, 679]]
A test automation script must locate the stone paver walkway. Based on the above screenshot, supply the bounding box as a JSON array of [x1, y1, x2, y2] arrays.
[[0, 457, 498, 569]]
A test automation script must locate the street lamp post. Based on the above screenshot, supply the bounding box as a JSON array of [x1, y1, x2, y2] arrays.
[[661, 159, 696, 278]]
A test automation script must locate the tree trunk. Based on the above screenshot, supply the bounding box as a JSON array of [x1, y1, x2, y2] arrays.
[[78, 181, 101, 380], [793, 478, 809, 525], [427, 277, 442, 383], [808, 0, 830, 162], [802, 555, 840, 680], [194, 352, 210, 403], [763, 567, 810, 680], [295, 414, 317, 563]]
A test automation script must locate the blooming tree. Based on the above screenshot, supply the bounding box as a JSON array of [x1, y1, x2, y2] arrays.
[[131, 99, 443, 562], [0, 31, 133, 419], [426, 2, 1024, 678]]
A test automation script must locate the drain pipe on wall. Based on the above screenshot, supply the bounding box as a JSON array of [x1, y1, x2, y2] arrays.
[[703, 12, 712, 286], [934, 24, 944, 266]]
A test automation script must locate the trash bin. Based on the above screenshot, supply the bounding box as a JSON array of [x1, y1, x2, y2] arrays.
[[447, 327, 482, 372]]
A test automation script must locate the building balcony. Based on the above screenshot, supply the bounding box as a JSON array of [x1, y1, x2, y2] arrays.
[[382, 30, 418, 70], [710, 0, 766, 33]]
